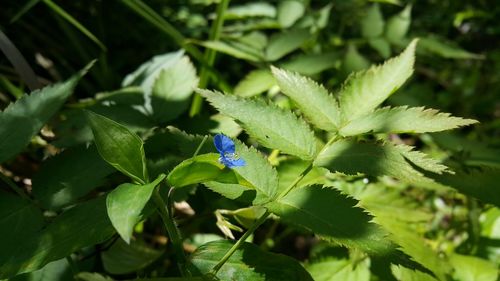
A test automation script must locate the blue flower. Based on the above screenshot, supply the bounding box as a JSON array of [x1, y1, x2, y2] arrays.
[[214, 134, 246, 168]]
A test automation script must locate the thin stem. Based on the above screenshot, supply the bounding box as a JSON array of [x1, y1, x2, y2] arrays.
[[152, 188, 189, 277], [189, 0, 230, 117], [210, 210, 271, 275], [193, 135, 208, 157], [278, 163, 313, 199]]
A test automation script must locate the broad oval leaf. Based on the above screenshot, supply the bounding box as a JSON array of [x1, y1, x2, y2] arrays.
[[272, 66, 340, 131], [339, 40, 417, 122], [198, 89, 316, 160], [189, 240, 313, 281], [266, 185, 395, 255], [87, 111, 148, 184], [106, 174, 165, 243], [0, 62, 92, 164], [339, 106, 478, 136]]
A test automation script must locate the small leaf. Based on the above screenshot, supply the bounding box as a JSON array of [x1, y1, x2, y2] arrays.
[[385, 5, 412, 44], [198, 89, 316, 160], [189, 240, 313, 281], [199, 40, 263, 62], [87, 111, 148, 184], [107, 174, 166, 243], [0, 62, 92, 163], [339, 106, 478, 136], [266, 186, 395, 255], [234, 69, 275, 98], [265, 29, 310, 61], [314, 140, 439, 186], [272, 66, 341, 131], [419, 36, 484, 60], [32, 145, 115, 210], [277, 0, 305, 28], [225, 2, 276, 19], [280, 52, 340, 75], [368, 37, 391, 58], [361, 4, 385, 38], [101, 238, 163, 274], [343, 44, 370, 74], [339, 39, 417, 122]]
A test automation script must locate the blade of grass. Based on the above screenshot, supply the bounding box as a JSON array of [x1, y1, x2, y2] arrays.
[[42, 0, 107, 51], [9, 0, 43, 23], [189, 0, 230, 117]]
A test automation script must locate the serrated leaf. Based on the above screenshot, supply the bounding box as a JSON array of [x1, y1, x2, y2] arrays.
[[87, 111, 148, 184], [101, 238, 163, 274], [361, 4, 384, 38], [307, 258, 370, 281], [339, 40, 417, 122], [266, 185, 395, 255], [198, 89, 316, 160], [314, 140, 439, 186], [234, 69, 275, 98], [339, 106, 478, 136], [106, 174, 165, 243], [0, 197, 115, 278], [385, 5, 411, 44], [265, 29, 310, 61], [0, 62, 92, 163], [189, 240, 313, 281], [32, 145, 115, 210], [272, 67, 341, 131]]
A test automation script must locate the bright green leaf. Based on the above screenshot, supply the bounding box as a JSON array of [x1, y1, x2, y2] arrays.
[[449, 254, 498, 281], [339, 40, 417, 122], [87, 111, 148, 184], [277, 1, 305, 28], [271, 66, 341, 131], [391, 265, 438, 281], [361, 4, 385, 38], [343, 44, 370, 74], [265, 29, 310, 61], [385, 5, 412, 44], [0, 62, 92, 163], [280, 52, 340, 75], [339, 106, 478, 136], [199, 40, 263, 62], [307, 258, 370, 281], [225, 2, 276, 19], [368, 37, 391, 58], [106, 174, 165, 243], [189, 240, 313, 281], [198, 89, 316, 160], [234, 69, 275, 98]]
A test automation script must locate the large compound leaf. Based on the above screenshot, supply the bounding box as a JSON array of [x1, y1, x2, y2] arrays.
[[0, 196, 115, 278], [189, 240, 313, 281], [339, 40, 417, 122], [271, 67, 341, 131], [87, 111, 148, 184], [198, 89, 316, 160], [266, 185, 395, 255], [32, 145, 114, 210], [314, 140, 442, 186], [106, 174, 165, 243], [339, 106, 477, 136], [0, 62, 92, 163]]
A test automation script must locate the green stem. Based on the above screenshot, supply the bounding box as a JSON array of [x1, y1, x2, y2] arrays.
[[152, 188, 189, 277], [193, 135, 208, 157], [210, 210, 271, 275], [189, 0, 230, 117]]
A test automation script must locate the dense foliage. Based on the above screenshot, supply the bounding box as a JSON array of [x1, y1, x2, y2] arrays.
[[0, 0, 499, 280]]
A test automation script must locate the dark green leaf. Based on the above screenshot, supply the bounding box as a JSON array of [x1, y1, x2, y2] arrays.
[[189, 240, 313, 281], [101, 238, 163, 274]]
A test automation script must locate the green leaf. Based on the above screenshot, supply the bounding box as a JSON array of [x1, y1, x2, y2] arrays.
[[0, 62, 92, 163], [0, 191, 44, 270], [167, 153, 232, 188], [271, 66, 341, 131], [277, 159, 328, 195], [106, 174, 165, 243], [10, 258, 72, 281], [266, 185, 395, 255], [199, 40, 262, 62], [343, 44, 370, 74], [339, 106, 478, 136], [32, 145, 115, 210], [234, 69, 275, 98], [151, 56, 198, 122], [87, 111, 148, 184], [101, 238, 163, 274], [277, 0, 305, 28], [339, 40, 417, 122], [419, 36, 484, 60], [265, 29, 310, 61], [75, 272, 114, 281], [280, 52, 340, 75], [307, 258, 370, 281], [225, 2, 276, 19], [449, 254, 498, 281], [0, 196, 115, 278], [391, 265, 438, 281], [368, 37, 391, 58], [361, 4, 385, 38], [314, 140, 439, 186], [385, 5, 412, 44], [198, 89, 316, 160], [189, 240, 313, 281]]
